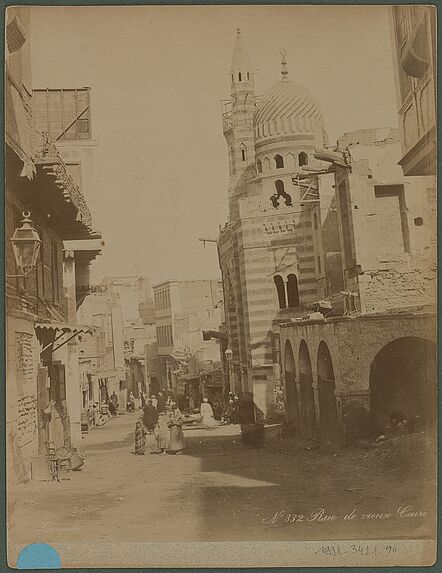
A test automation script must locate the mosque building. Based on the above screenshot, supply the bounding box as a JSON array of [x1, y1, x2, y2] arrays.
[[218, 30, 436, 440], [218, 30, 331, 416]]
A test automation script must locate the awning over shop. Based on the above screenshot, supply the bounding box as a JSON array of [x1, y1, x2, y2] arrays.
[[35, 321, 94, 356], [180, 373, 200, 382], [35, 321, 93, 336]]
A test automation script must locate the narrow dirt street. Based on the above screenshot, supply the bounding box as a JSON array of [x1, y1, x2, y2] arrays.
[[9, 412, 436, 552]]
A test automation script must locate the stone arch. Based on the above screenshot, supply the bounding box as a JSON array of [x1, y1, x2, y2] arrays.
[[286, 152, 296, 169], [317, 341, 339, 448], [369, 336, 436, 435], [284, 340, 299, 424], [263, 157, 271, 171], [299, 340, 317, 439]]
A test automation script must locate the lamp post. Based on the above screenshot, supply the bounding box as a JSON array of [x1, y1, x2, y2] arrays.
[[224, 347, 233, 394], [8, 211, 41, 278]]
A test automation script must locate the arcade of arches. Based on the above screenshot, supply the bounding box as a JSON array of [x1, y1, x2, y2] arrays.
[[280, 315, 436, 448]]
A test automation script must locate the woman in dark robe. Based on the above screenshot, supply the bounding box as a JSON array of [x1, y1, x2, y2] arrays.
[[108, 399, 117, 417], [142, 400, 159, 433], [238, 392, 264, 447]]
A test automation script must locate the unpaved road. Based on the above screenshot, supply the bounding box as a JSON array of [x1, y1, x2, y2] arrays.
[[8, 412, 436, 554]]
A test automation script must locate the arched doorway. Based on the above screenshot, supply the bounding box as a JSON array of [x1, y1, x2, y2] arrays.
[[317, 341, 339, 449], [370, 337, 436, 435], [299, 340, 317, 439], [284, 340, 298, 424]]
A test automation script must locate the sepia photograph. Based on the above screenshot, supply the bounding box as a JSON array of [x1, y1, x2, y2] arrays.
[[5, 4, 437, 568]]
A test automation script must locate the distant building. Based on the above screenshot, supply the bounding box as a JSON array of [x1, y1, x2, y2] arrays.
[[77, 288, 126, 413], [96, 276, 155, 404], [152, 279, 224, 401], [102, 275, 153, 324], [390, 6, 436, 176]]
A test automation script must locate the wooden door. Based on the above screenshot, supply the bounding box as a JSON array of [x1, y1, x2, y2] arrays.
[[37, 366, 49, 454]]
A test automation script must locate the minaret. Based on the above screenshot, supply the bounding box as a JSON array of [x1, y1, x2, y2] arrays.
[[222, 29, 256, 220]]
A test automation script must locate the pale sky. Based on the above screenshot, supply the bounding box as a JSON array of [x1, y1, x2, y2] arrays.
[[30, 5, 399, 286]]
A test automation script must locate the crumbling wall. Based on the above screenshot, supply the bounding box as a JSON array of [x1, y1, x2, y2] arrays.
[[359, 257, 436, 314]]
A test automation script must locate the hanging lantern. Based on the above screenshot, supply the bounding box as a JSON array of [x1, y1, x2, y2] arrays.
[[10, 211, 41, 277]]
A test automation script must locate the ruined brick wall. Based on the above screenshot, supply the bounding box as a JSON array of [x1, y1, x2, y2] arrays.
[[341, 138, 436, 315], [359, 258, 436, 314]]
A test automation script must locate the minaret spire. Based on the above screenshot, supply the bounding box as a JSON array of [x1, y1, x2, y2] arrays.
[[230, 28, 253, 90], [280, 48, 289, 81]]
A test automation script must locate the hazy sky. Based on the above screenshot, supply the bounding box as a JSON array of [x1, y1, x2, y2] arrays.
[[31, 5, 399, 286]]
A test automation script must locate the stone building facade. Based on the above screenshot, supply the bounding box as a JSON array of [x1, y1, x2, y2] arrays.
[[390, 5, 436, 176], [6, 7, 101, 483], [152, 279, 224, 400], [279, 129, 436, 448]]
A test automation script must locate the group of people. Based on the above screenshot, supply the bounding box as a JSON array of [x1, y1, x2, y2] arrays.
[[134, 392, 186, 456], [133, 389, 266, 454], [220, 393, 240, 425]]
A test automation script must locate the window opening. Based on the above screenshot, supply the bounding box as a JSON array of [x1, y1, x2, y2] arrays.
[[271, 179, 292, 208], [287, 274, 300, 308], [274, 275, 287, 309], [275, 154, 284, 169], [298, 152, 308, 167]]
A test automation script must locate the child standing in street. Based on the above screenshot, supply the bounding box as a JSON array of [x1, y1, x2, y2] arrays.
[[134, 421, 146, 455]]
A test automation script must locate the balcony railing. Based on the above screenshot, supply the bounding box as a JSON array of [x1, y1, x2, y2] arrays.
[[32, 129, 92, 228]]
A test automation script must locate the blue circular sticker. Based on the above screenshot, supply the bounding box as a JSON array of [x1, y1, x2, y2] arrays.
[[17, 543, 61, 569]]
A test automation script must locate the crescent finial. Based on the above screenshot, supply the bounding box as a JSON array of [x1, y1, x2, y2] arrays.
[[279, 48, 288, 80]]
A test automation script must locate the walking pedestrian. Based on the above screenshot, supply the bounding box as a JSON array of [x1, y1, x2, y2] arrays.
[[142, 399, 159, 433], [152, 411, 169, 454], [128, 392, 136, 412], [110, 391, 119, 412], [230, 394, 240, 424], [200, 397, 217, 428], [150, 395, 158, 409], [157, 391, 166, 413], [167, 403, 185, 454], [134, 421, 147, 455], [108, 398, 117, 417]]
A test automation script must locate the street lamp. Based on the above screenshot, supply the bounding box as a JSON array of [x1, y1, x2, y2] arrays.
[[224, 347, 234, 394], [8, 211, 41, 278]]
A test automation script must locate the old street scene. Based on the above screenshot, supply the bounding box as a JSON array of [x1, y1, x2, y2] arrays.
[[6, 6, 436, 567]]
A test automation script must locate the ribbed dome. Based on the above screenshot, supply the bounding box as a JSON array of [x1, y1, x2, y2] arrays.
[[254, 79, 325, 142]]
